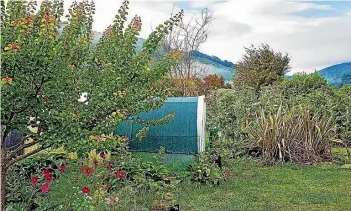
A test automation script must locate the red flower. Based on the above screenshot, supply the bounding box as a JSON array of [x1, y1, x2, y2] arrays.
[[43, 168, 50, 175], [81, 186, 90, 194], [106, 161, 113, 170], [44, 172, 54, 182], [59, 164, 66, 173], [115, 169, 121, 178], [40, 183, 50, 193], [31, 176, 38, 185], [80, 166, 86, 172], [93, 159, 99, 168], [120, 172, 126, 180], [85, 167, 93, 176]]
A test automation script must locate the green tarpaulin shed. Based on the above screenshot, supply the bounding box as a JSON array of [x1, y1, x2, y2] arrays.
[[114, 96, 206, 154]]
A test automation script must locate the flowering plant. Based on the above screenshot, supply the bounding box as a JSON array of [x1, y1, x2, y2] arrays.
[[32, 150, 128, 210]]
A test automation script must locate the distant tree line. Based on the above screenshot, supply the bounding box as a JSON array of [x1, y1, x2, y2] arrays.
[[191, 50, 234, 68]]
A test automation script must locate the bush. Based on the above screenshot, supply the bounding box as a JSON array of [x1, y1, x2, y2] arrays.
[[206, 79, 350, 165], [334, 85, 351, 145], [280, 72, 328, 96], [186, 152, 224, 185], [206, 87, 286, 161]]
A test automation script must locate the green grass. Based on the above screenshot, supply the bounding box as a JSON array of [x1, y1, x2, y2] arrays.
[[172, 160, 351, 211], [133, 157, 350, 211], [131, 151, 351, 210]]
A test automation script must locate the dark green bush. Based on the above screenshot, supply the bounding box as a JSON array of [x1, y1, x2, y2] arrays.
[[186, 152, 223, 185], [206, 73, 350, 164]]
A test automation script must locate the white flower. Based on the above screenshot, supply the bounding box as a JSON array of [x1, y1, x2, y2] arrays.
[[78, 92, 89, 105]]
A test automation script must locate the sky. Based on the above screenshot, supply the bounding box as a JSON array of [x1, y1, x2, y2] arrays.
[[41, 0, 351, 74]]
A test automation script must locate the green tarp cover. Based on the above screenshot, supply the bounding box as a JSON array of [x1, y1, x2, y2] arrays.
[[114, 97, 199, 154]]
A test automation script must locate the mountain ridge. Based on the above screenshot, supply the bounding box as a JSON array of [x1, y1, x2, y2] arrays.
[[91, 32, 350, 86]]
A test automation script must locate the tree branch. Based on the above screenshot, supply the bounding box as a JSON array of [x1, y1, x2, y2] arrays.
[[5, 139, 38, 163], [83, 108, 116, 131], [5, 146, 45, 169]]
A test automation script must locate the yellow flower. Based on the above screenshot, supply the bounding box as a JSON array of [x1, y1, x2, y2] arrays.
[[48, 147, 66, 154], [27, 125, 38, 134], [84, 149, 112, 167], [93, 189, 105, 201], [88, 149, 99, 160], [24, 138, 39, 154], [1, 76, 13, 84], [105, 152, 111, 160], [89, 135, 107, 142], [67, 152, 78, 160]]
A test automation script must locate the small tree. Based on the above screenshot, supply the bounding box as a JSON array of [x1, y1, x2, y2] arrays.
[[162, 7, 213, 96], [0, 0, 183, 208], [169, 76, 204, 97], [233, 44, 290, 92], [203, 74, 225, 94]]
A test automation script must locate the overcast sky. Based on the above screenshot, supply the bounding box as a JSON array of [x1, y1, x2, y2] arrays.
[[42, 0, 351, 74]]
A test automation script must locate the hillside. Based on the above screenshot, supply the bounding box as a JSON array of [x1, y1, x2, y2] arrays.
[[286, 63, 351, 87], [135, 38, 234, 82], [318, 62, 351, 87], [91, 33, 350, 86]]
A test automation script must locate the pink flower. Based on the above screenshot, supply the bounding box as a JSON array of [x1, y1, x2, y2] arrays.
[[31, 176, 38, 185], [40, 183, 50, 193]]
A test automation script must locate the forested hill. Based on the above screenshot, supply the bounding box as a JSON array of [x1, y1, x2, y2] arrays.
[[285, 62, 351, 87], [318, 62, 351, 87], [191, 51, 234, 68]]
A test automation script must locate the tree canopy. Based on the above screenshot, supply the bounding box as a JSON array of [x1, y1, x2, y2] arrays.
[[233, 44, 290, 91], [0, 1, 183, 205]]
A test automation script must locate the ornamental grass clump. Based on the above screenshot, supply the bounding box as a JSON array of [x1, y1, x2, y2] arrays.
[[247, 105, 336, 165]]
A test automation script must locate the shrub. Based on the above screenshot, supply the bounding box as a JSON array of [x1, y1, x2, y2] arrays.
[[207, 73, 350, 165], [186, 152, 224, 185], [206, 87, 285, 161], [280, 72, 328, 96], [334, 85, 351, 145]]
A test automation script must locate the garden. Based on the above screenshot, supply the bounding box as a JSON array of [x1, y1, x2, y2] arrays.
[[1, 0, 351, 211]]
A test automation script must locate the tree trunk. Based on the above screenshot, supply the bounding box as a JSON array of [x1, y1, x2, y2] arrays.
[[0, 165, 6, 211]]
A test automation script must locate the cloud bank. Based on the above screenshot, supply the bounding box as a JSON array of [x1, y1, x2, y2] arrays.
[[39, 0, 351, 74]]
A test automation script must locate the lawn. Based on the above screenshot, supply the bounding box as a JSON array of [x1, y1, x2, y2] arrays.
[[133, 154, 351, 211]]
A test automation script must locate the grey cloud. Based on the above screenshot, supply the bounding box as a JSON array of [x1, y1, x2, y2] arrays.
[[209, 18, 252, 37]]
